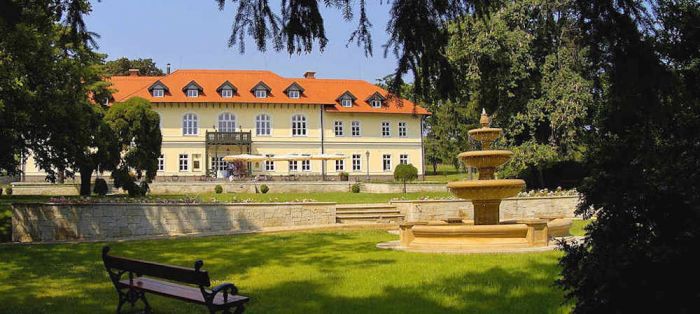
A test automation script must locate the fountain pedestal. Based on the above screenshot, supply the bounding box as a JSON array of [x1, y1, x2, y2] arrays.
[[379, 110, 572, 253]]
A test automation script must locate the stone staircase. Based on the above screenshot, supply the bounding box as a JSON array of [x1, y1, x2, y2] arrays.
[[335, 203, 404, 224]]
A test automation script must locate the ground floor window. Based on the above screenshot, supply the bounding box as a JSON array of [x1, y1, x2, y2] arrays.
[[400, 154, 409, 165], [302, 160, 311, 172], [383, 154, 391, 172], [352, 154, 361, 171], [211, 156, 227, 171], [157, 154, 164, 171], [192, 154, 201, 171], [179, 154, 189, 171], [335, 160, 344, 171], [265, 154, 275, 171], [289, 160, 298, 172]]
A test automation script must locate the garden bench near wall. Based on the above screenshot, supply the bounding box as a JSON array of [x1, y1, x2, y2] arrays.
[[102, 246, 249, 313]]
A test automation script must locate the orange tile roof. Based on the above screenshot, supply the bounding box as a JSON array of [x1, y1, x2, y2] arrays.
[[108, 69, 430, 115]]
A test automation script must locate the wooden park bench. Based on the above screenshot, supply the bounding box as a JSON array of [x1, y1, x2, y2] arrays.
[[102, 246, 249, 313]]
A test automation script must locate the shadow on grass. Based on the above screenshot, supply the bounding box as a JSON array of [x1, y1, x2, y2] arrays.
[[0, 230, 567, 314]]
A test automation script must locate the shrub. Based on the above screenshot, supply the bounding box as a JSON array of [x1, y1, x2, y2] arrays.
[[394, 164, 418, 193], [93, 178, 108, 196], [215, 185, 223, 194], [260, 184, 269, 194], [339, 171, 349, 181], [351, 183, 360, 193], [0, 187, 3, 196], [5, 187, 12, 196]]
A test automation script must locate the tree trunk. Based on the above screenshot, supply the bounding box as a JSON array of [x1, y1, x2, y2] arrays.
[[79, 168, 93, 196], [403, 180, 407, 193], [432, 162, 437, 174], [537, 167, 545, 188]]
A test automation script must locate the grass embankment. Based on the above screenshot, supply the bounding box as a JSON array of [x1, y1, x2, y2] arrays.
[[0, 229, 574, 313]]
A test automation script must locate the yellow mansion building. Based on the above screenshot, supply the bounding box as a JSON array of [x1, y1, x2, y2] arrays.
[[23, 69, 430, 181]]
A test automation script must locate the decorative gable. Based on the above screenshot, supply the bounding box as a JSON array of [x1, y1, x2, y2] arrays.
[[181, 80, 203, 92], [336, 91, 357, 101], [284, 82, 305, 94], [147, 80, 169, 92], [250, 81, 272, 92], [216, 80, 238, 93], [365, 91, 386, 102]]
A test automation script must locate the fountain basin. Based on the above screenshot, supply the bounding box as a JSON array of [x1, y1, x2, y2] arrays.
[[447, 179, 525, 200], [468, 127, 502, 145], [458, 150, 514, 169]]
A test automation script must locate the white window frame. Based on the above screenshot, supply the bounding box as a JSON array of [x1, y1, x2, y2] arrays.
[[152, 88, 164, 98], [371, 99, 382, 108], [256, 114, 272, 136], [255, 89, 267, 98], [335, 159, 345, 172], [341, 98, 352, 107], [352, 154, 361, 172], [381, 121, 391, 137], [383, 154, 391, 172], [400, 154, 409, 165], [265, 154, 275, 171], [186, 89, 199, 98], [334, 121, 344, 136], [192, 154, 201, 171], [301, 160, 311, 172], [218, 112, 237, 132], [351, 121, 361, 137], [221, 88, 233, 98], [289, 160, 298, 172], [398, 122, 407, 137], [179, 154, 189, 172], [211, 156, 226, 171], [288, 89, 300, 99], [157, 154, 165, 171], [182, 113, 198, 136], [292, 114, 307, 136]]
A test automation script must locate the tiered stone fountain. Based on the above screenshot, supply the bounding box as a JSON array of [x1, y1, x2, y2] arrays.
[[380, 110, 572, 253]]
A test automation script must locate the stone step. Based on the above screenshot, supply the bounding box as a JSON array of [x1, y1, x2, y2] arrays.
[[335, 209, 401, 215], [336, 203, 397, 210]]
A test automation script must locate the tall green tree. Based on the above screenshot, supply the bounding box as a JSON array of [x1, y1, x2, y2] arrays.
[[104, 57, 165, 76], [558, 0, 700, 312], [0, 0, 112, 183], [104, 97, 162, 196]]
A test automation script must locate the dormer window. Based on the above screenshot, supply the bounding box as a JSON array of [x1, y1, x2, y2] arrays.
[[182, 80, 203, 98], [217, 81, 237, 98], [366, 92, 386, 108], [152, 88, 164, 97], [148, 80, 169, 98], [251, 81, 272, 99], [284, 82, 305, 99], [337, 91, 357, 108]]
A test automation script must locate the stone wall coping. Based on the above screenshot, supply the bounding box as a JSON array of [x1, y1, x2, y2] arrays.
[[390, 195, 579, 204], [12, 201, 337, 207], [11, 181, 447, 186]]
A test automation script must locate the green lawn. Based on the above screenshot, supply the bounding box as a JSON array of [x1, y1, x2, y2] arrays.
[[424, 164, 471, 183], [160, 191, 454, 204], [0, 228, 572, 313]]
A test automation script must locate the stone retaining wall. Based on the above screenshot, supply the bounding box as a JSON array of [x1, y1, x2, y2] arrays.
[[12, 202, 335, 242], [391, 196, 580, 221], [9, 181, 447, 195]]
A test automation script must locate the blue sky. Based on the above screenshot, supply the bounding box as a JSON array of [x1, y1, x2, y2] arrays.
[[85, 0, 402, 82]]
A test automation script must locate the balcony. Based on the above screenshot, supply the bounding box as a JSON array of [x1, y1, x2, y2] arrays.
[[205, 131, 252, 145]]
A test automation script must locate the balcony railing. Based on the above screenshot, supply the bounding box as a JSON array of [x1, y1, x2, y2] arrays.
[[205, 131, 252, 145]]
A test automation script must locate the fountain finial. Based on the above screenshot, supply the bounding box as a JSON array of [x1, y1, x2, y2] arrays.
[[479, 109, 490, 128]]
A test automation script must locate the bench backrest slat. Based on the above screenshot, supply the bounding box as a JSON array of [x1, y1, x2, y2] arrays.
[[102, 247, 211, 287]]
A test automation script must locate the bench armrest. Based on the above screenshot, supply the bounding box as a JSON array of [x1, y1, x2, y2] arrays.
[[209, 282, 239, 303]]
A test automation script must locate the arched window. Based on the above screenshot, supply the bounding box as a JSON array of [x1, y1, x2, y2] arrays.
[[256, 114, 271, 136], [182, 113, 198, 135], [218, 112, 236, 132], [291, 114, 307, 136]]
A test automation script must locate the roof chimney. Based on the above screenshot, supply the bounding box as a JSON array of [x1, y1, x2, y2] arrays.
[[303, 71, 316, 79], [166, 63, 171, 75], [128, 68, 139, 77]]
